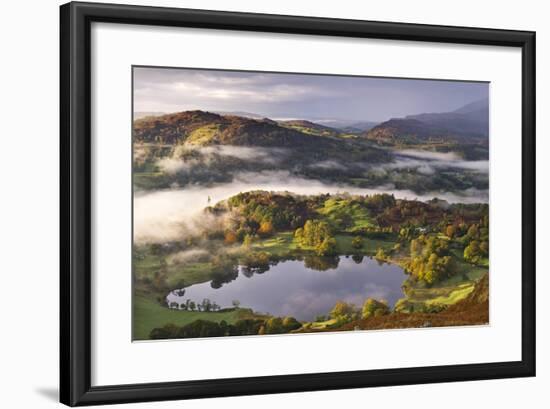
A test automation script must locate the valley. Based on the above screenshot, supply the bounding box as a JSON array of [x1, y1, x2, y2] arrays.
[[131, 85, 490, 340]]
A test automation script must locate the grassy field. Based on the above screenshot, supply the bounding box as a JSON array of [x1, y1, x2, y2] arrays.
[[250, 231, 396, 257], [133, 295, 245, 340], [304, 318, 338, 330], [449, 248, 489, 281], [402, 281, 475, 306], [333, 234, 396, 255], [186, 124, 221, 145], [316, 198, 375, 233], [134, 253, 216, 289]]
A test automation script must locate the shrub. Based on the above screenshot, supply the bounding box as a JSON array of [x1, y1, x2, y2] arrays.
[[375, 247, 387, 261], [149, 324, 179, 339], [330, 301, 356, 319], [361, 298, 389, 319], [282, 316, 302, 331]]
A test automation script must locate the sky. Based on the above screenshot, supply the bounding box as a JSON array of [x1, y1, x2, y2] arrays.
[[133, 66, 489, 122]]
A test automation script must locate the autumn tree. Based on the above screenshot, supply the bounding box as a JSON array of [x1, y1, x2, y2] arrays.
[[375, 247, 388, 261], [330, 301, 356, 320], [445, 225, 456, 238], [316, 237, 337, 256], [257, 220, 274, 236], [361, 298, 389, 319], [224, 230, 238, 245]]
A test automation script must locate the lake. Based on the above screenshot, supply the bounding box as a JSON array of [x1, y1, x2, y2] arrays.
[[166, 256, 407, 321]]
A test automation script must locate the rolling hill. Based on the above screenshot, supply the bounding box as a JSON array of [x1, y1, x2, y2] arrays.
[[365, 99, 489, 145], [278, 119, 341, 137], [133, 109, 489, 193], [133, 110, 389, 162]]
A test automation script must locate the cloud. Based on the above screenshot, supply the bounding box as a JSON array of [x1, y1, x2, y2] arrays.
[[172, 81, 325, 102], [134, 67, 340, 113], [133, 66, 489, 122]]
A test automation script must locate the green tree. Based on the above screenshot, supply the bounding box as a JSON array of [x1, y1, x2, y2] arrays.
[[316, 237, 337, 256], [375, 247, 387, 261], [330, 301, 355, 319], [264, 317, 284, 334], [351, 236, 364, 249], [406, 235, 454, 285], [282, 316, 302, 331], [362, 298, 389, 319], [149, 323, 179, 340], [296, 220, 332, 248], [423, 253, 440, 284], [464, 240, 481, 264]]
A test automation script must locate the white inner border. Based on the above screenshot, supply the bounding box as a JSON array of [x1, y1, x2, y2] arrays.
[[91, 22, 522, 387]]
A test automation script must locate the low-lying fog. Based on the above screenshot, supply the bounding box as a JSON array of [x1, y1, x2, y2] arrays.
[[134, 170, 489, 244], [388, 149, 489, 174]]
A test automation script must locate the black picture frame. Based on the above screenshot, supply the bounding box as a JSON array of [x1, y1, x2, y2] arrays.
[[60, 1, 536, 406]]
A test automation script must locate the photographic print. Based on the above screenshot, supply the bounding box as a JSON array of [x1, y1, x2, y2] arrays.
[[132, 66, 490, 341]]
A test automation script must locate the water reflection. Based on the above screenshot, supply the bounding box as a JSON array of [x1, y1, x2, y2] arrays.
[[166, 256, 407, 321]]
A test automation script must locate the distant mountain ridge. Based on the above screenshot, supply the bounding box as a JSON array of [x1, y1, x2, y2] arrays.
[[365, 99, 489, 144], [312, 119, 379, 133]]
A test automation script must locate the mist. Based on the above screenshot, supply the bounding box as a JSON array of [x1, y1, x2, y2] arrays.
[[380, 149, 489, 174], [156, 145, 288, 175], [134, 170, 488, 244]]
